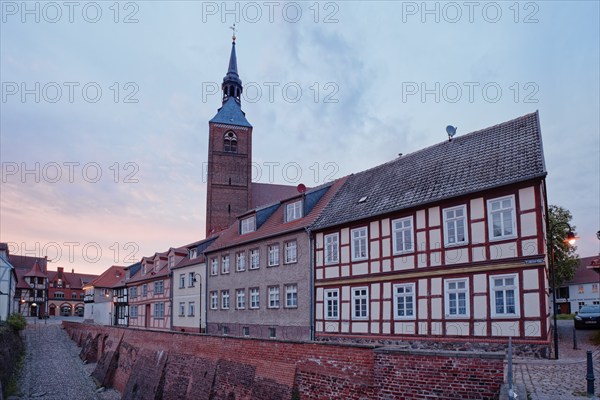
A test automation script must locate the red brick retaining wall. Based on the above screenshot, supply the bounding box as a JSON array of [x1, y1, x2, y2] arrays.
[[63, 322, 504, 400]]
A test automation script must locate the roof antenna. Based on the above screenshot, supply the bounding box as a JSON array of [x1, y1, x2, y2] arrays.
[[446, 125, 457, 142]]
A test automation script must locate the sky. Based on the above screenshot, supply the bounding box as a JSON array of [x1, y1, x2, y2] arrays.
[[1, 1, 599, 275]]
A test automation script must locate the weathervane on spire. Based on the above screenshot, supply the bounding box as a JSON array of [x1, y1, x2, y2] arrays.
[[230, 23, 237, 42]]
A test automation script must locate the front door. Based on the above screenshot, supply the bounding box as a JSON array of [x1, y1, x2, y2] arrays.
[[145, 304, 151, 328]]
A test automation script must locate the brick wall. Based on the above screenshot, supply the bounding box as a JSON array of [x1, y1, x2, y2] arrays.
[[63, 322, 504, 400]]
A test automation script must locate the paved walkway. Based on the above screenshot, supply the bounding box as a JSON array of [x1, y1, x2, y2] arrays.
[[10, 317, 120, 400], [513, 320, 600, 399]]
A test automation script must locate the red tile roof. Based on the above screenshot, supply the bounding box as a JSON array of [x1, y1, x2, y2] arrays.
[[207, 177, 347, 252], [568, 256, 600, 285], [251, 182, 302, 209], [24, 261, 46, 277], [85, 265, 127, 288]]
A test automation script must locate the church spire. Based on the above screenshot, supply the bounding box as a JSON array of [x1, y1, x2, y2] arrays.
[[222, 24, 242, 105]]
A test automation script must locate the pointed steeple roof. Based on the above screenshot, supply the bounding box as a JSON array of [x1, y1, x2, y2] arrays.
[[223, 41, 242, 87], [24, 260, 46, 278]]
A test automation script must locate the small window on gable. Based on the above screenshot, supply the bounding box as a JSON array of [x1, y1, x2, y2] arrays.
[[241, 216, 255, 234], [224, 131, 238, 153], [286, 201, 303, 222]]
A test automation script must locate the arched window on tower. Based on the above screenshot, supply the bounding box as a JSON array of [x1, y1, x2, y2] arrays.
[[224, 131, 238, 153]]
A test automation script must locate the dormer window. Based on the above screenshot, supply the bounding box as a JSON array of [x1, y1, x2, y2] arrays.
[[189, 248, 197, 259], [286, 201, 303, 222], [154, 261, 160, 271], [241, 216, 255, 234], [224, 131, 237, 153], [169, 255, 174, 268]]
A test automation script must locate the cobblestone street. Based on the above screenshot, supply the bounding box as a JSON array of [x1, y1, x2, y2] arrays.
[[10, 318, 119, 400], [514, 320, 600, 400]]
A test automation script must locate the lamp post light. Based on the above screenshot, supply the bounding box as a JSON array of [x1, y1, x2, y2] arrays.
[[193, 273, 202, 333], [548, 221, 577, 360]]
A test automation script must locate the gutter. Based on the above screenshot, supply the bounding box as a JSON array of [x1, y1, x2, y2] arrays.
[[306, 226, 315, 341]]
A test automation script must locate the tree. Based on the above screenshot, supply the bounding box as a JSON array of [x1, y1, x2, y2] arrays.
[[548, 205, 579, 287]]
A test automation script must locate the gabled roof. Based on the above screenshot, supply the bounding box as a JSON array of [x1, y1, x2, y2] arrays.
[[567, 256, 600, 285], [9, 254, 47, 272], [85, 265, 127, 289], [312, 112, 547, 230], [46, 269, 98, 289], [172, 237, 218, 270], [251, 182, 301, 209], [24, 261, 46, 278], [209, 97, 252, 128], [207, 177, 347, 253]]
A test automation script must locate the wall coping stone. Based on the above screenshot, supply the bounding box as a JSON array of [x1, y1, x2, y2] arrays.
[[374, 345, 505, 360]]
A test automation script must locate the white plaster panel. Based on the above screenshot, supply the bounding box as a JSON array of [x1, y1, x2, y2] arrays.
[[382, 322, 391, 334], [490, 242, 517, 260], [341, 321, 350, 333], [352, 263, 368, 276], [429, 229, 442, 250], [370, 261, 380, 274], [418, 279, 428, 295], [520, 212, 538, 237], [428, 206, 441, 226], [491, 321, 519, 337], [370, 323, 380, 334], [524, 293, 540, 317], [316, 288, 324, 301], [381, 218, 390, 236], [394, 255, 415, 271], [371, 284, 381, 299], [342, 286, 350, 300], [352, 322, 369, 333], [417, 253, 428, 268], [341, 265, 350, 277], [382, 238, 391, 258], [316, 268, 323, 280], [473, 322, 487, 336], [473, 295, 487, 319], [416, 232, 427, 253], [430, 252, 442, 267], [382, 301, 392, 319], [471, 246, 487, 263], [342, 304, 350, 320], [418, 321, 428, 335], [371, 302, 380, 318], [446, 322, 469, 336], [519, 186, 536, 211], [341, 246, 350, 264], [395, 322, 416, 335], [523, 269, 539, 290], [316, 233, 324, 249], [316, 250, 323, 267], [524, 321, 542, 337], [521, 239, 538, 257], [382, 259, 392, 272], [325, 267, 339, 279], [316, 321, 323, 332], [418, 299, 428, 319], [431, 278, 442, 295], [431, 322, 443, 335], [416, 210, 426, 229], [471, 221, 486, 245], [323, 321, 338, 333], [431, 298, 442, 319], [383, 282, 391, 299], [470, 198, 484, 220], [340, 228, 349, 245], [370, 221, 380, 239], [445, 247, 468, 265], [370, 241, 380, 259], [473, 274, 487, 293], [316, 305, 323, 319]]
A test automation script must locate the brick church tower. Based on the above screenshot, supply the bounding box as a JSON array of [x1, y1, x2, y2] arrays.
[[206, 33, 253, 236]]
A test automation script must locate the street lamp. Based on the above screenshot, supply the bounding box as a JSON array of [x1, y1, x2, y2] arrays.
[[548, 221, 577, 360], [192, 273, 202, 333]]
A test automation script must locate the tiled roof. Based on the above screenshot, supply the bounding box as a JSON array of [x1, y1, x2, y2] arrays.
[[209, 97, 252, 128], [24, 261, 46, 277], [312, 112, 546, 230], [9, 254, 47, 272], [171, 237, 218, 270], [251, 182, 301, 209], [85, 265, 127, 288], [567, 256, 600, 285], [207, 177, 347, 253]]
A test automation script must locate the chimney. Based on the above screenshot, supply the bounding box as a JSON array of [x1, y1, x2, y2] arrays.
[[58, 267, 64, 278]]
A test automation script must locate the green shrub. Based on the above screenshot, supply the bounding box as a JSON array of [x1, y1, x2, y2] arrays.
[[6, 314, 26, 332]]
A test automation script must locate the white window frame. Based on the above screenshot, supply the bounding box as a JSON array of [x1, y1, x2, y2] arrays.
[[154, 302, 164, 318], [268, 244, 280, 267], [268, 286, 280, 308], [169, 255, 175, 268], [179, 274, 185, 289], [236, 289, 246, 309], [250, 287, 260, 309], [324, 289, 339, 320], [188, 272, 195, 287], [179, 302, 185, 317], [241, 216, 256, 234], [393, 283, 416, 319], [285, 284, 298, 308], [284, 241, 297, 264], [392, 216, 414, 254], [130, 305, 138, 318], [188, 301, 195, 316], [490, 274, 520, 318], [210, 291, 218, 310], [352, 287, 369, 320], [221, 255, 230, 274], [324, 233, 339, 265], [142, 284, 147, 297], [443, 205, 468, 247], [211, 258, 218, 275], [444, 278, 470, 318], [250, 249, 260, 269], [351, 227, 368, 261], [236, 252, 246, 271], [221, 290, 230, 310], [487, 195, 517, 240], [286, 200, 303, 222]]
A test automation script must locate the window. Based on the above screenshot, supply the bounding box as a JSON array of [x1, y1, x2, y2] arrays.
[[129, 287, 137, 299], [241, 216, 255, 234], [593, 284, 598, 293], [285, 284, 298, 308], [286, 201, 302, 222], [179, 302, 185, 317], [487, 196, 516, 240], [269, 327, 277, 339], [324, 233, 339, 264], [268, 286, 280, 308], [392, 217, 413, 254], [351, 228, 368, 260], [352, 287, 368, 319], [284, 241, 297, 264], [72, 292, 77, 299], [154, 260, 160, 271], [236, 289, 246, 309], [224, 131, 237, 153], [268, 244, 279, 267], [236, 252, 246, 271], [250, 249, 260, 269], [444, 205, 467, 246], [154, 302, 165, 318], [221, 290, 230, 309], [189, 248, 197, 259], [142, 285, 147, 297], [211, 258, 218, 275], [394, 283, 415, 319], [243, 326, 250, 337], [188, 301, 195, 316], [250, 288, 260, 309], [188, 272, 195, 287], [154, 280, 164, 294], [223, 326, 230, 335], [491, 275, 519, 317], [130, 305, 138, 318], [210, 291, 218, 310], [221, 255, 230, 274], [578, 285, 585, 294], [325, 289, 339, 319], [54, 292, 64, 299], [169, 255, 175, 268], [179, 274, 185, 289], [445, 279, 469, 317]]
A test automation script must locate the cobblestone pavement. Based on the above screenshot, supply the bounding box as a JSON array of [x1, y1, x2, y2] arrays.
[[10, 318, 120, 400], [513, 320, 600, 399]]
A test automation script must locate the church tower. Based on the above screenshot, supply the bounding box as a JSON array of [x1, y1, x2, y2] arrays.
[[206, 31, 253, 236]]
